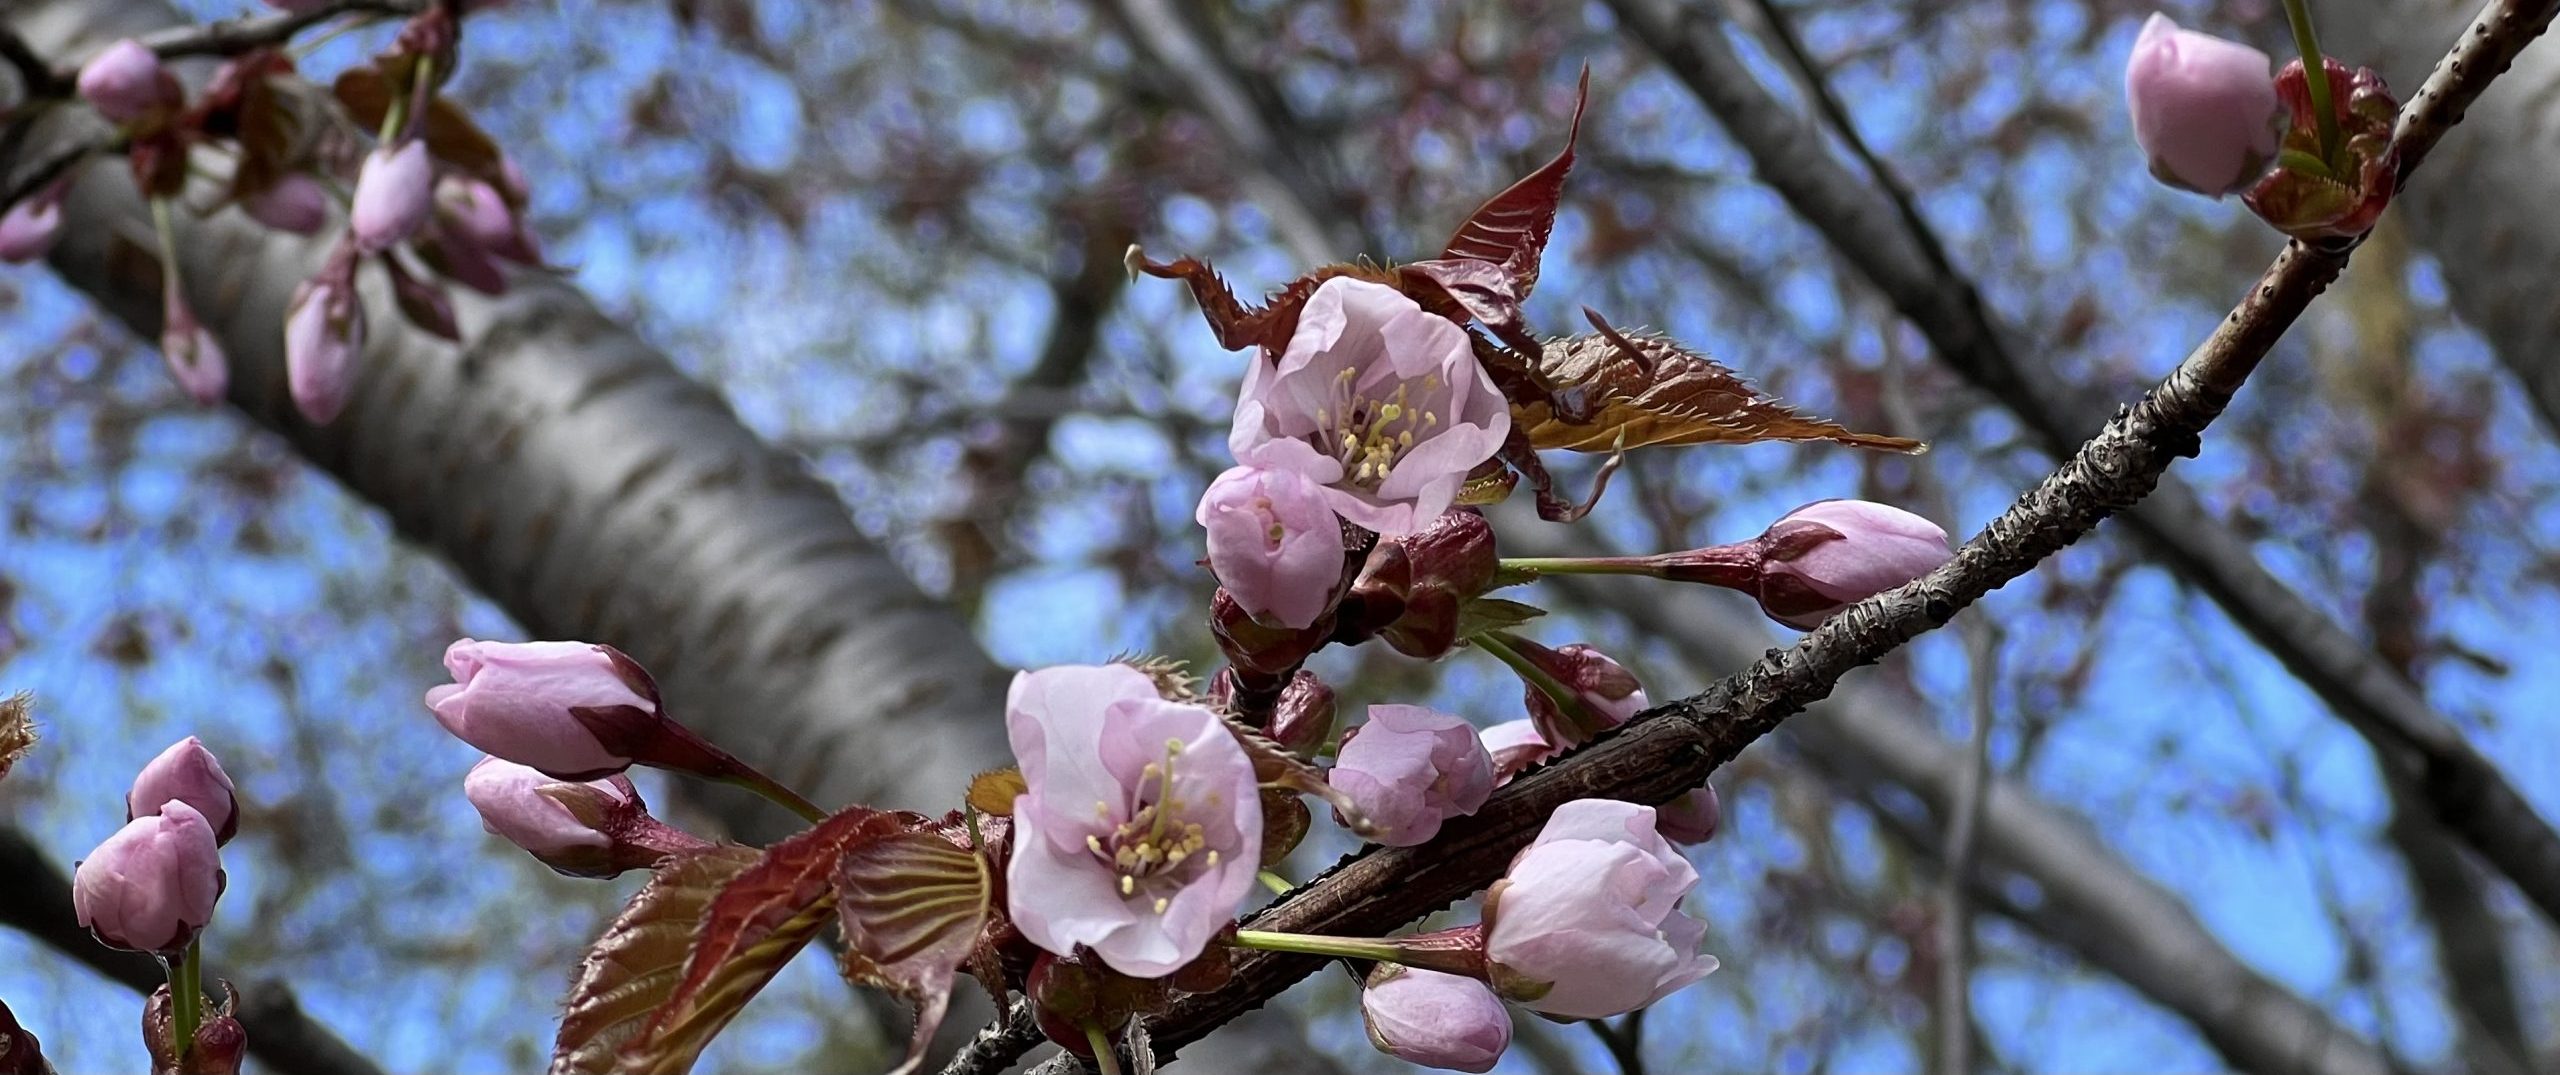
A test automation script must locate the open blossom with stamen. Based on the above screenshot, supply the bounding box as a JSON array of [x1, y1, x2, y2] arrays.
[[1006, 664, 1262, 977], [1229, 277, 1509, 537]]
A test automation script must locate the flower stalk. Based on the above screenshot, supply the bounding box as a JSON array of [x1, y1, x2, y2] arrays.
[[167, 939, 202, 1060], [2280, 0, 2341, 163]]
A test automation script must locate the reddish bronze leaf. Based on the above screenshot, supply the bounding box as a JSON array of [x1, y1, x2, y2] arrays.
[[1520, 317, 1924, 455], [1436, 67, 1589, 299], [834, 826, 992, 1075], [612, 808, 926, 1075], [549, 845, 760, 1075]]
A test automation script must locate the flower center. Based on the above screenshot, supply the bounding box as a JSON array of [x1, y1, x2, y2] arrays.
[[1315, 367, 1442, 490], [1084, 738, 1219, 914]]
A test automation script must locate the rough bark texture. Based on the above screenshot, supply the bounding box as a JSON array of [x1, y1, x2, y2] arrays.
[[2327, 0, 2560, 436], [1600, 0, 2560, 929]]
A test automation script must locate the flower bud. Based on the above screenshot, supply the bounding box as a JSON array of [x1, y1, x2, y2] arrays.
[[77, 40, 182, 124], [1196, 464, 1345, 630], [144, 982, 245, 1075], [437, 176, 541, 264], [1484, 800, 1716, 1018], [0, 181, 68, 264], [2124, 14, 2279, 197], [1333, 539, 1412, 639], [285, 268, 367, 424], [1754, 500, 1951, 628], [1329, 705, 1494, 847], [350, 142, 434, 253], [1511, 639, 1647, 748], [1210, 589, 1331, 677], [160, 286, 229, 405], [425, 639, 644, 779], [1656, 785, 1721, 846], [464, 757, 698, 878], [243, 175, 331, 236], [0, 999, 50, 1075], [1026, 952, 1142, 1057], [1267, 670, 1336, 755], [1379, 509, 1498, 659], [2243, 57, 2401, 239], [72, 801, 224, 956], [126, 737, 239, 846], [1361, 965, 1510, 1073]]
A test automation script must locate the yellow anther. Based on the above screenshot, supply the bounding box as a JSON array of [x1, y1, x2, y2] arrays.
[[1087, 834, 1105, 854], [1206, 850, 1222, 866], [1120, 875, 1136, 895], [1153, 897, 1170, 914]]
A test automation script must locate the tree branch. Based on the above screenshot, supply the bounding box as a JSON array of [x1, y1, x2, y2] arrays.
[[1600, 0, 2560, 929], [0, 828, 386, 1075]]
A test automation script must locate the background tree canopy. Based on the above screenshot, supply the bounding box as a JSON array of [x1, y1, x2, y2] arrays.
[[4, 0, 2559, 1072]]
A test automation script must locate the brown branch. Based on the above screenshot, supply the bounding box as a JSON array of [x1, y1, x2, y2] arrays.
[[1602, 0, 2560, 929], [0, 827, 387, 1075], [133, 1, 426, 62]]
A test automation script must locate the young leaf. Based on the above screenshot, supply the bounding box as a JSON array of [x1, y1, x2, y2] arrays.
[[1454, 596, 1547, 640], [613, 808, 926, 1075], [1520, 318, 1925, 454], [1436, 67, 1589, 299], [965, 768, 1027, 816], [834, 826, 993, 1075], [549, 845, 761, 1075]]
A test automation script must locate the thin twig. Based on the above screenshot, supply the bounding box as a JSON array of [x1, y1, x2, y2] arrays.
[[1588, 1009, 1649, 1075], [133, 1, 427, 63], [0, 26, 70, 97]]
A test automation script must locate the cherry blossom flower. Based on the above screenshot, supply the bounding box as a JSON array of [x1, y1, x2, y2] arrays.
[[76, 40, 181, 124], [351, 142, 434, 253], [126, 737, 239, 845], [1362, 965, 1511, 1072], [1484, 799, 1716, 1018], [1005, 664, 1262, 977], [1229, 277, 1510, 536], [425, 640, 644, 779], [1754, 499, 1953, 629], [2126, 14, 2280, 197], [1196, 464, 1343, 629], [1328, 705, 1493, 847], [72, 801, 223, 955]]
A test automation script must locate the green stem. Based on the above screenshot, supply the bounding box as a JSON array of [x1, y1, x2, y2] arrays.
[[1083, 1024, 1123, 1075], [1496, 556, 1660, 578], [722, 773, 827, 825], [2281, 0, 2342, 165], [168, 938, 203, 1060], [1230, 929, 1408, 964], [1257, 869, 1293, 897], [149, 198, 183, 297], [1473, 630, 1605, 737]]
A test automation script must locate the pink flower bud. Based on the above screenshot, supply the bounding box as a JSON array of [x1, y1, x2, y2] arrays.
[[1329, 705, 1494, 847], [0, 182, 67, 264], [243, 174, 331, 236], [1361, 965, 1511, 1073], [1511, 640, 1647, 748], [350, 142, 434, 253], [465, 757, 615, 854], [2125, 14, 2280, 197], [285, 271, 366, 424], [1197, 464, 1344, 630], [159, 286, 229, 405], [437, 176, 540, 264], [1755, 500, 1951, 628], [76, 40, 181, 124], [1379, 509, 1498, 659], [1656, 786, 1721, 846], [72, 801, 224, 955], [1267, 670, 1336, 755], [126, 737, 239, 846], [425, 639, 643, 779], [1484, 799, 1716, 1018], [0, 999, 49, 1075]]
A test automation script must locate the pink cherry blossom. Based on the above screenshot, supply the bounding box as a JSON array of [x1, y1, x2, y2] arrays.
[[425, 639, 642, 779], [244, 175, 332, 236], [2126, 14, 2281, 197], [1756, 499, 1953, 629], [72, 801, 223, 955], [1196, 464, 1343, 629], [1362, 965, 1511, 1073], [159, 286, 228, 405], [126, 737, 239, 846], [0, 181, 66, 263], [1229, 277, 1510, 536], [1004, 664, 1261, 977], [1328, 705, 1493, 847], [286, 271, 367, 424], [76, 40, 180, 124], [437, 175, 541, 264], [350, 142, 434, 253], [465, 757, 617, 856], [1484, 799, 1716, 1019]]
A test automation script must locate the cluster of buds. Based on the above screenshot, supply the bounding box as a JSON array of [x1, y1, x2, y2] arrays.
[[69, 738, 248, 1071], [2123, 10, 2400, 239]]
